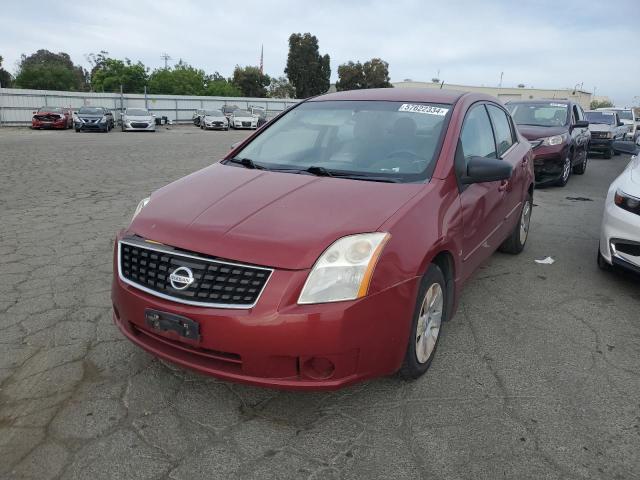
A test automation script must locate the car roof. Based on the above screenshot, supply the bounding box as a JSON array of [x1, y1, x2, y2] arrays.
[[507, 99, 573, 105], [309, 88, 473, 104]]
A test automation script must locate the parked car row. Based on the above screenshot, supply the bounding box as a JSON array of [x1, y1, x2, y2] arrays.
[[192, 105, 267, 130]]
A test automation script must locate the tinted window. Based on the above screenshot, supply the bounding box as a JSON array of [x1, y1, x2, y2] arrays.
[[585, 111, 616, 125], [487, 105, 514, 156], [234, 100, 452, 183], [126, 109, 149, 116], [78, 107, 104, 115], [460, 105, 497, 161]]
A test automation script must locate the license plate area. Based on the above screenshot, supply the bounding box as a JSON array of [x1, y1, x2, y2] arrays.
[[145, 309, 200, 341]]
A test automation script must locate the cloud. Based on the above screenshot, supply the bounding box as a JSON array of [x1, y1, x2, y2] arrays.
[[2, 0, 638, 105]]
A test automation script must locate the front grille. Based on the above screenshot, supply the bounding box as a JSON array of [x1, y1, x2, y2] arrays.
[[213, 122, 223, 126], [131, 122, 148, 128], [119, 239, 272, 308], [242, 121, 251, 127], [591, 132, 609, 139]]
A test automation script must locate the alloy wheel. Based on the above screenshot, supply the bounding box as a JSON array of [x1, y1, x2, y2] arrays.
[[415, 283, 443, 364], [562, 157, 571, 182], [519, 200, 532, 245]]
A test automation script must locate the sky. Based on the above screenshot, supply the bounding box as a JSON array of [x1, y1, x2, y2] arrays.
[[1, 0, 638, 106]]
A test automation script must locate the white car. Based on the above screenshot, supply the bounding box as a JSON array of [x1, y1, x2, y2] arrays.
[[229, 109, 258, 130], [598, 141, 640, 274], [597, 108, 637, 141], [122, 108, 156, 132], [200, 110, 229, 130]]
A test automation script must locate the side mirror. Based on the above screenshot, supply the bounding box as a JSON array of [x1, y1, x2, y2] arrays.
[[462, 157, 513, 185], [617, 121, 624, 127], [612, 140, 640, 155], [573, 120, 589, 128], [230, 141, 241, 151]]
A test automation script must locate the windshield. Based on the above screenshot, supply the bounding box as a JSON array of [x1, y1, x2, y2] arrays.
[[230, 100, 451, 183], [78, 107, 104, 115], [126, 109, 149, 116], [205, 110, 223, 117], [38, 107, 63, 113], [507, 102, 568, 127], [234, 110, 252, 117], [615, 110, 633, 121], [585, 111, 615, 125]]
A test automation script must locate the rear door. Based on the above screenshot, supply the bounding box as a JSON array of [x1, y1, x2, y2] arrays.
[[456, 103, 508, 281]]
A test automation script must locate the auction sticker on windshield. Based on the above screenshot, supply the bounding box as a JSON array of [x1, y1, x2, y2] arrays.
[[398, 104, 449, 116]]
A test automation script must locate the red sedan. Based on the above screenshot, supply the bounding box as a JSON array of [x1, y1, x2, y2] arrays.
[[112, 88, 534, 390], [31, 106, 72, 129]]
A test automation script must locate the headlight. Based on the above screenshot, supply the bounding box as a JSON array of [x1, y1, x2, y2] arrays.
[[614, 189, 640, 215], [541, 133, 569, 146], [100, 115, 107, 123], [73, 115, 81, 123], [298, 233, 390, 304], [132, 197, 150, 222]]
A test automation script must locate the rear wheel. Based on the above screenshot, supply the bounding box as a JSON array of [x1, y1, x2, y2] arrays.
[[499, 192, 532, 254], [398, 264, 446, 379]]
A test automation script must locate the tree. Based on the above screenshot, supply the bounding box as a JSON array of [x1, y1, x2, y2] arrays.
[[268, 76, 296, 98], [362, 58, 392, 88], [336, 58, 392, 91], [590, 99, 614, 109], [205, 79, 242, 97], [0, 55, 12, 87], [148, 61, 207, 95], [285, 33, 330, 98], [231, 66, 270, 97], [89, 53, 148, 93], [14, 49, 87, 91], [335, 61, 365, 91]]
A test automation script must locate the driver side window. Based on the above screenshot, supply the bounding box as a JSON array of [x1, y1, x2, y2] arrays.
[[459, 105, 497, 164]]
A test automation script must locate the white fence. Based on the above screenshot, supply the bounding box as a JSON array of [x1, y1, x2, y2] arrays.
[[0, 88, 300, 126]]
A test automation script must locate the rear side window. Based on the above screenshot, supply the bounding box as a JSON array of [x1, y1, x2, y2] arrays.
[[459, 105, 497, 160], [487, 105, 514, 157]]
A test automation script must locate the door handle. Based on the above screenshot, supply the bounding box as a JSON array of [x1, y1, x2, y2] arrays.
[[498, 179, 509, 192]]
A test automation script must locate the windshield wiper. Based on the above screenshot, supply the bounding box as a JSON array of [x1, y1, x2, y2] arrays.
[[304, 165, 334, 177], [226, 157, 266, 170]]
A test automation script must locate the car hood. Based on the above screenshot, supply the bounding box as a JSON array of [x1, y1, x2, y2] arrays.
[[516, 125, 568, 141], [130, 163, 422, 270], [233, 116, 255, 121], [588, 124, 613, 133], [125, 115, 153, 121], [204, 116, 226, 121], [78, 113, 103, 119]]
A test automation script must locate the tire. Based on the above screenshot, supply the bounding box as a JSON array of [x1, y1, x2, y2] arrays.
[[398, 264, 447, 379], [597, 247, 611, 271], [499, 192, 532, 254], [75, 129, 80, 133], [572, 150, 588, 175], [555, 153, 572, 186], [604, 145, 613, 159]]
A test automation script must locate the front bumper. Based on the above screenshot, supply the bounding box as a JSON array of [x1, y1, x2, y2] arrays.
[[203, 123, 228, 130], [32, 119, 67, 129], [233, 124, 257, 129], [75, 121, 108, 131], [111, 235, 418, 390], [600, 198, 640, 274], [531, 144, 567, 184], [123, 122, 156, 131], [589, 138, 613, 152]]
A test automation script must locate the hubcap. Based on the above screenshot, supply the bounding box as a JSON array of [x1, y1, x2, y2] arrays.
[[562, 157, 571, 181], [415, 283, 443, 364], [519, 201, 531, 244]]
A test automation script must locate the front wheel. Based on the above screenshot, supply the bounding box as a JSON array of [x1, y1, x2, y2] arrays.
[[604, 145, 613, 159], [499, 192, 532, 254], [398, 264, 446, 379], [555, 154, 572, 187]]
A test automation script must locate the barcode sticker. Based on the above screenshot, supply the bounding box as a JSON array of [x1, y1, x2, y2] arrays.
[[398, 104, 449, 116]]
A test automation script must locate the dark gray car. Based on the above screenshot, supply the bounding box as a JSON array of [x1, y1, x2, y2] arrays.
[[74, 106, 114, 133]]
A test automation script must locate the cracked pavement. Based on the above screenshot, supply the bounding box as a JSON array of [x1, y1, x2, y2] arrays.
[[1, 126, 639, 480]]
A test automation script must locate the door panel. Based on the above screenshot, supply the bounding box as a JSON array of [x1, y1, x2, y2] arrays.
[[457, 104, 506, 281]]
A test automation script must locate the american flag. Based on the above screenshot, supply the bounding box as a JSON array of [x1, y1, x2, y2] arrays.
[[260, 45, 263, 74]]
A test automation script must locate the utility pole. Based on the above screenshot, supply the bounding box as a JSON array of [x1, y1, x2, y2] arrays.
[[160, 53, 172, 70], [0, 79, 3, 127], [259, 45, 263, 74], [498, 71, 504, 88]]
